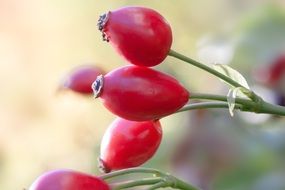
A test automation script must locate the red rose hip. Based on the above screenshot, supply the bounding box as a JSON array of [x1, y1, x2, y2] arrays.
[[92, 65, 189, 121], [264, 54, 285, 86], [99, 117, 162, 172], [98, 6, 172, 67], [62, 65, 105, 94], [29, 169, 110, 190]]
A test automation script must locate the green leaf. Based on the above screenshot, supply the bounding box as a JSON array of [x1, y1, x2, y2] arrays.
[[213, 64, 250, 89], [226, 86, 252, 116], [227, 88, 239, 117]]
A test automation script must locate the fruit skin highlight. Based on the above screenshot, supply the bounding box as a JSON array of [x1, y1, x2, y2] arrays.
[[98, 6, 172, 67]]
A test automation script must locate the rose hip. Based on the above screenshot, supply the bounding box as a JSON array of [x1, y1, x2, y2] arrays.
[[92, 65, 189, 121], [98, 6, 172, 67], [99, 117, 162, 172]]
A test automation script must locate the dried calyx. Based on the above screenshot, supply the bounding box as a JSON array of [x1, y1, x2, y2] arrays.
[[92, 75, 104, 98], [97, 12, 110, 42], [98, 158, 111, 173]]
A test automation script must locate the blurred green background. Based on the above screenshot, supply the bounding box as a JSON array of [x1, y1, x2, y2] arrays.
[[1, 0, 285, 189]]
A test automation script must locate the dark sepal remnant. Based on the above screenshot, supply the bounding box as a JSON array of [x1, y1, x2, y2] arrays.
[[97, 12, 110, 42], [92, 74, 104, 98], [98, 157, 111, 173]]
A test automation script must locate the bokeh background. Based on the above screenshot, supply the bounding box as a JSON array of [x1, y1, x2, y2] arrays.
[[1, 0, 285, 189]]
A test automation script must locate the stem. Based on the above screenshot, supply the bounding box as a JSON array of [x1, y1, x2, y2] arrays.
[[100, 167, 200, 190], [176, 102, 243, 113], [259, 101, 285, 116], [190, 93, 255, 106], [169, 49, 243, 88], [112, 177, 162, 190], [174, 177, 200, 190], [100, 167, 163, 180], [169, 49, 263, 103], [147, 181, 167, 190], [190, 92, 285, 115], [168, 49, 285, 116], [111, 176, 199, 190], [191, 93, 230, 101], [147, 180, 199, 190]]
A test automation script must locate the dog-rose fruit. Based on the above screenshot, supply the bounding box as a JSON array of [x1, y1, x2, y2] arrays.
[[99, 117, 162, 173], [62, 65, 105, 95], [29, 169, 110, 190], [98, 6, 172, 67], [92, 65, 189, 121]]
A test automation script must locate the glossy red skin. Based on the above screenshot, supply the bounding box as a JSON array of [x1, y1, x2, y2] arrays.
[[101, 6, 172, 67], [100, 118, 162, 172], [29, 169, 110, 190], [99, 65, 189, 121], [63, 65, 105, 94]]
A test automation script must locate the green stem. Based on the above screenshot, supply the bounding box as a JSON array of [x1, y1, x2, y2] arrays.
[[168, 49, 285, 115], [259, 101, 285, 116], [147, 181, 167, 190], [100, 167, 163, 180], [100, 167, 200, 190], [168, 49, 263, 103], [190, 92, 285, 115], [174, 176, 200, 190], [176, 102, 243, 113], [111, 176, 199, 190], [190, 93, 255, 106], [112, 177, 162, 190], [168, 49, 243, 88], [190, 93, 230, 101], [154, 174, 200, 190]]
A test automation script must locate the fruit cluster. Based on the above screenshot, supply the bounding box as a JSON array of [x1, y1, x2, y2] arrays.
[[94, 6, 189, 172], [29, 6, 190, 190]]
